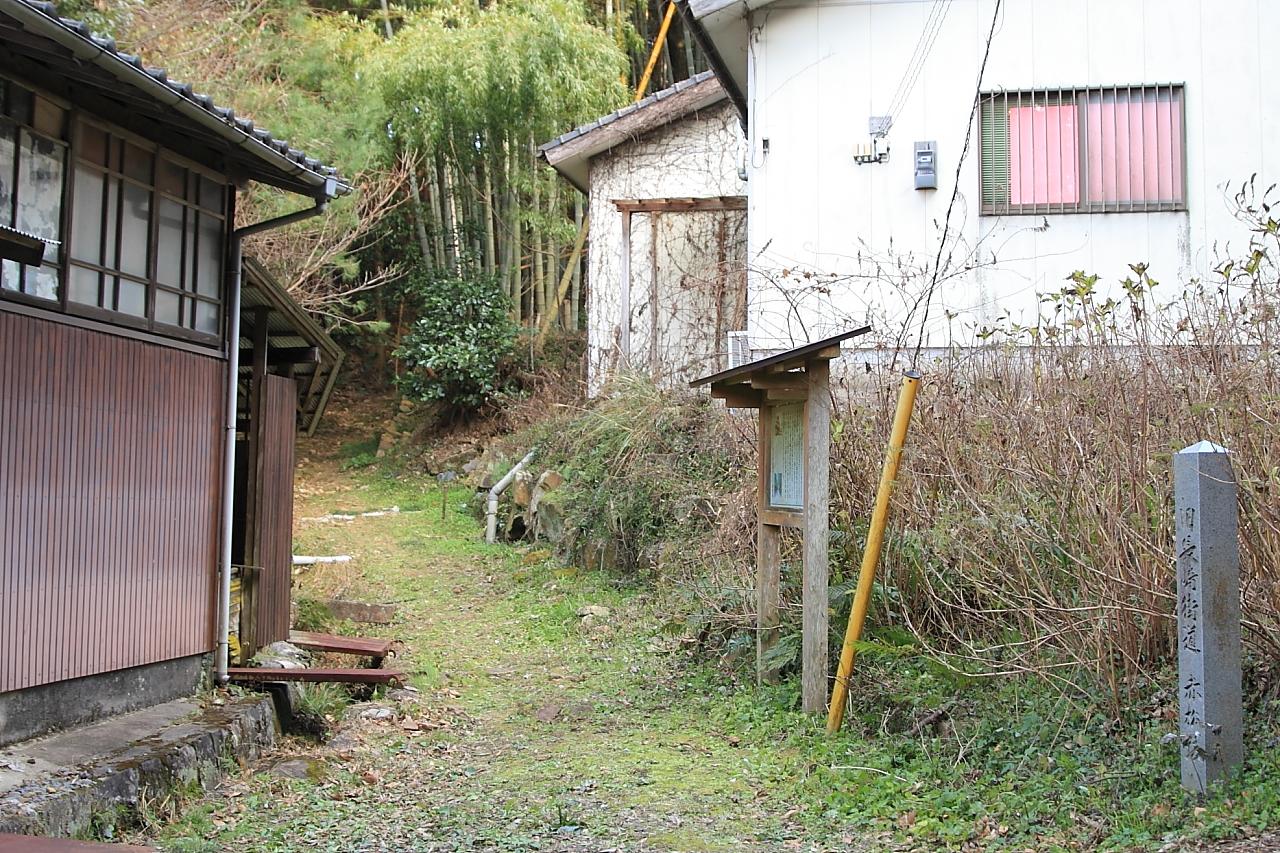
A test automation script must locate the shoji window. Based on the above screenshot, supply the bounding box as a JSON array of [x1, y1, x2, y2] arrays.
[[980, 85, 1186, 215]]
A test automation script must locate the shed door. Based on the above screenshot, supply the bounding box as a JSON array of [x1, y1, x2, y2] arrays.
[[631, 208, 747, 386], [242, 374, 297, 657]]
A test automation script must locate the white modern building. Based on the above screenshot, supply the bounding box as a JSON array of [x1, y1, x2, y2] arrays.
[[541, 72, 749, 391], [681, 0, 1280, 351]]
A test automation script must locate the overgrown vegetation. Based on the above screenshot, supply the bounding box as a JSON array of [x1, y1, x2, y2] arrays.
[[394, 270, 519, 416], [80, 0, 700, 389], [146, 464, 1280, 851], [522, 373, 748, 575], [505, 183, 1280, 720]]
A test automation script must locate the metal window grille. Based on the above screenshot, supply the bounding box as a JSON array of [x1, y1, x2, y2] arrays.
[[980, 84, 1186, 216]]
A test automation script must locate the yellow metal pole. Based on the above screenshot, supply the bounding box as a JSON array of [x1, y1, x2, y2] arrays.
[[826, 370, 921, 734], [635, 1, 678, 102]]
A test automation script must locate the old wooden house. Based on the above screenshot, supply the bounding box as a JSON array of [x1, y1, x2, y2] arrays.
[[0, 0, 344, 745]]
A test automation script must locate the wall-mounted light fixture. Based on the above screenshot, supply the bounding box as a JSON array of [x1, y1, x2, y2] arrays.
[[854, 138, 890, 165], [856, 116, 892, 165]]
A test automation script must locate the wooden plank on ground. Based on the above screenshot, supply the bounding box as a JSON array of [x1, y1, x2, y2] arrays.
[[289, 631, 394, 659], [226, 667, 406, 685]]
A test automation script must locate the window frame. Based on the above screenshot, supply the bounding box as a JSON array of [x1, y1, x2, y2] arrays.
[[0, 71, 232, 351], [0, 80, 70, 306], [65, 116, 230, 345], [978, 83, 1188, 217]]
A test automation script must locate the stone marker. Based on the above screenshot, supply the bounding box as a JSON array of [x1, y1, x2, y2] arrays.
[[1173, 441, 1244, 794]]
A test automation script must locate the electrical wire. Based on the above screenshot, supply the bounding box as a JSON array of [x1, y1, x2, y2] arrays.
[[883, 0, 945, 118], [911, 0, 1003, 365], [883, 0, 954, 126]]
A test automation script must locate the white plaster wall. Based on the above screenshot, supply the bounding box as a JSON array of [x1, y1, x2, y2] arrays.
[[747, 0, 1278, 350], [587, 100, 749, 391]]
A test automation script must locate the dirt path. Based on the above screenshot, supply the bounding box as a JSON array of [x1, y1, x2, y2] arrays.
[[147, 455, 835, 853]]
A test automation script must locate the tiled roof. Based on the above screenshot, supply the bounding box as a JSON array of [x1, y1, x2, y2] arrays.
[[6, 0, 348, 196], [540, 70, 719, 155]]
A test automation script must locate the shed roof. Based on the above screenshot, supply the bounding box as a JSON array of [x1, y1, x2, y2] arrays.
[[689, 326, 872, 389], [0, 0, 348, 200], [539, 70, 729, 192], [240, 257, 344, 436], [0, 223, 50, 265]]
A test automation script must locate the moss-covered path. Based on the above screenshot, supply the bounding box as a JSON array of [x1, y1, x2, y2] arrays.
[[150, 458, 829, 853], [144, 417, 1280, 853]]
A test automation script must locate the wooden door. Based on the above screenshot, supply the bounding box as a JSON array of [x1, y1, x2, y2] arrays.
[[242, 374, 297, 657]]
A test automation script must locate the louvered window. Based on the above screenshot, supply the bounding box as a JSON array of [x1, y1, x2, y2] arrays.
[[980, 85, 1186, 215]]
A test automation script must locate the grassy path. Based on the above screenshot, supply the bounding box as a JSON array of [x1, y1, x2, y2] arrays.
[[150, 461, 826, 853], [143, 436, 1280, 852]]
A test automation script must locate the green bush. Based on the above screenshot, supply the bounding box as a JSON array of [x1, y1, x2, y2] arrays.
[[394, 271, 518, 416]]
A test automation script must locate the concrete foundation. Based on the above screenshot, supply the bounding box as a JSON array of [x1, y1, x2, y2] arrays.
[[0, 695, 277, 839], [0, 655, 208, 748]]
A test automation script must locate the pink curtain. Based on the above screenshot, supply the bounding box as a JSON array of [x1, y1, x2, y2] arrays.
[[1009, 103, 1080, 206], [1084, 91, 1184, 204]]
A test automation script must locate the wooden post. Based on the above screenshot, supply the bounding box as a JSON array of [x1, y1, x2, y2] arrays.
[[690, 329, 871, 715], [619, 208, 632, 360], [801, 359, 830, 714], [757, 404, 781, 684], [649, 211, 660, 377]]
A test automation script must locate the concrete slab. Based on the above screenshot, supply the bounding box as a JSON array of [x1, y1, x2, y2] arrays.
[[0, 696, 277, 840], [0, 701, 200, 797]]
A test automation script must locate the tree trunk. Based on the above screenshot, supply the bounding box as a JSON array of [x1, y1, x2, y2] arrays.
[[546, 179, 560, 327]]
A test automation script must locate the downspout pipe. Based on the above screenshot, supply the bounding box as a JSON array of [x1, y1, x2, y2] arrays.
[[216, 198, 328, 685], [486, 448, 537, 544]]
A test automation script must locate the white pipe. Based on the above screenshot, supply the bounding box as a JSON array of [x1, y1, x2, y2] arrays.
[[292, 555, 353, 565], [216, 200, 328, 685], [486, 449, 537, 544]]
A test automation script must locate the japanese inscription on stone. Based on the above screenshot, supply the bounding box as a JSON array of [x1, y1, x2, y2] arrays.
[[1173, 441, 1243, 794]]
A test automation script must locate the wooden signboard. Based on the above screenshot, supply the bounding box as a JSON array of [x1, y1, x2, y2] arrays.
[[768, 403, 804, 509], [690, 326, 870, 714]]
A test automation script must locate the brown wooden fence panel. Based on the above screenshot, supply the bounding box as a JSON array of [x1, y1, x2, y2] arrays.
[[244, 374, 296, 655], [0, 313, 224, 694]]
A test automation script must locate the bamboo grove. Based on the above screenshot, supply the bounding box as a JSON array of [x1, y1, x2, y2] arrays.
[[90, 0, 708, 334], [376, 0, 707, 330]]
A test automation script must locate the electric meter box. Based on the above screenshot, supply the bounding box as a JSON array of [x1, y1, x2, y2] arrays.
[[914, 141, 937, 190]]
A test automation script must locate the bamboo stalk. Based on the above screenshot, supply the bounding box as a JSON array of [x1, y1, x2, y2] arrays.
[[427, 164, 446, 269], [530, 141, 544, 324], [535, 214, 588, 350], [827, 371, 922, 734], [482, 155, 497, 277]]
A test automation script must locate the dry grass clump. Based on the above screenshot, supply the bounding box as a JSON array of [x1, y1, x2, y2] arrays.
[[832, 182, 1280, 702], [513, 183, 1280, 703]]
